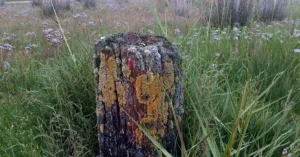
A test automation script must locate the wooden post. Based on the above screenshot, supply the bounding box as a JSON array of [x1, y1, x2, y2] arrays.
[[94, 33, 183, 157]]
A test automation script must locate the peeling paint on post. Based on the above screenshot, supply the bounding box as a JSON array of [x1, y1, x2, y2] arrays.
[[94, 33, 183, 157]]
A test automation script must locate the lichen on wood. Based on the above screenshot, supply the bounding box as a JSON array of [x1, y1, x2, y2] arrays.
[[94, 33, 183, 157]]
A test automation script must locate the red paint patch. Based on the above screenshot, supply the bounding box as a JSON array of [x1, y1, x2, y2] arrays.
[[128, 58, 134, 71]]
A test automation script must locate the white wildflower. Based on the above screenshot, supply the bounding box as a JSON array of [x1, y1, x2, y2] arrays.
[[52, 30, 62, 38], [3, 43, 14, 51], [233, 27, 239, 33], [3, 61, 10, 70], [72, 14, 81, 18], [43, 28, 54, 34], [282, 148, 288, 155], [51, 38, 61, 45], [25, 46, 31, 54], [82, 13, 88, 18], [293, 29, 300, 37], [293, 49, 300, 53], [175, 28, 180, 35], [42, 21, 49, 26], [45, 34, 53, 40], [25, 44, 38, 53], [88, 21, 96, 26], [147, 30, 154, 35], [26, 31, 36, 37], [212, 32, 221, 41], [31, 44, 38, 48], [261, 33, 273, 40]]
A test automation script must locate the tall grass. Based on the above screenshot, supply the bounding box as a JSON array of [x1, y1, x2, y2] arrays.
[[0, 35, 97, 156], [177, 25, 300, 156]]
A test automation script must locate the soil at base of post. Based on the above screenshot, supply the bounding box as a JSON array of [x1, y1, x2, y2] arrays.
[[94, 32, 183, 157]]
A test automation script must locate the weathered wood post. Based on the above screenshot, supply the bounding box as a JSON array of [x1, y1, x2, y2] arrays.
[[94, 33, 183, 157]]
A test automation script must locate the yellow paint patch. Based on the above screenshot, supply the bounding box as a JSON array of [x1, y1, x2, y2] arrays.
[[116, 82, 128, 105], [134, 65, 175, 145], [98, 54, 118, 107], [135, 74, 161, 105]]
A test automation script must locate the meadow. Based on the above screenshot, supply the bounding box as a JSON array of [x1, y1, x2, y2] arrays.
[[0, 0, 300, 156]]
